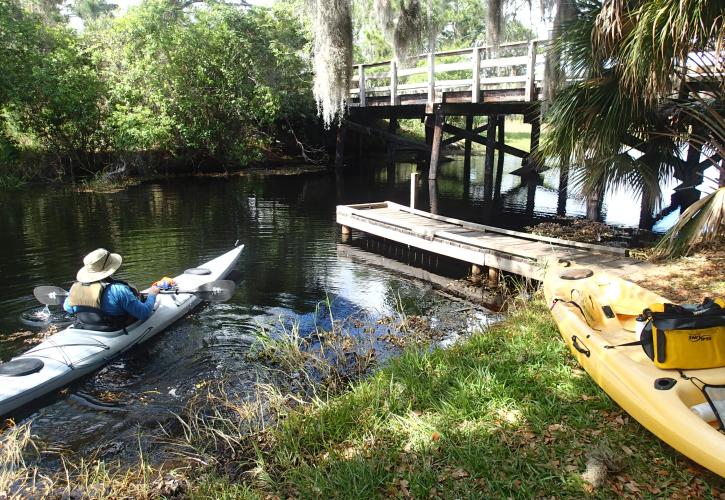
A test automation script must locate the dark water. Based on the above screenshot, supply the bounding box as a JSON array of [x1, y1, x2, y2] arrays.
[[0, 155, 682, 459]]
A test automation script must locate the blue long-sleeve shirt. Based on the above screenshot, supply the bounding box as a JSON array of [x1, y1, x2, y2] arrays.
[[64, 283, 156, 321]]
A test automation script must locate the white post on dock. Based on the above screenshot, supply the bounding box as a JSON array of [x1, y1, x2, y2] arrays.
[[427, 52, 435, 104], [525, 40, 537, 102], [471, 46, 480, 103], [358, 64, 366, 107], [410, 172, 419, 209]]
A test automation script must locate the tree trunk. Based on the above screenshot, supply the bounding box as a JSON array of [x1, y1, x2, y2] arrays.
[[586, 189, 602, 222], [542, 0, 577, 105]]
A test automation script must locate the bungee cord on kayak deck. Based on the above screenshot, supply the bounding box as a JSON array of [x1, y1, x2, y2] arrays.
[[26, 338, 111, 369]]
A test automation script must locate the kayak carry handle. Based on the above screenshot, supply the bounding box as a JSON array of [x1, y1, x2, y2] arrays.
[[571, 335, 591, 357]]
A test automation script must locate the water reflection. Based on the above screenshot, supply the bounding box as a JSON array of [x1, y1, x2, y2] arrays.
[[0, 173, 494, 461], [354, 151, 683, 232], [0, 152, 694, 458]]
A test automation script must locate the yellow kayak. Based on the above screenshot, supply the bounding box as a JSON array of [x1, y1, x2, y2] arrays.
[[544, 266, 725, 477]]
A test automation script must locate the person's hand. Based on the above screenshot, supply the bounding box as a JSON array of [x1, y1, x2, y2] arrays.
[[152, 277, 176, 290], [149, 285, 160, 295]]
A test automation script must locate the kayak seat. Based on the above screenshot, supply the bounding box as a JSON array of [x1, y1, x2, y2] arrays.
[[0, 358, 44, 376], [185, 268, 211, 275]]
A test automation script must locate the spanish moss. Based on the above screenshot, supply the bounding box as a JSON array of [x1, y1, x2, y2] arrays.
[[486, 0, 502, 49], [374, 0, 426, 62], [310, 0, 353, 127]]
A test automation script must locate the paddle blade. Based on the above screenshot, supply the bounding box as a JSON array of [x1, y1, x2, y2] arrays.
[[192, 280, 236, 302], [33, 286, 69, 306]]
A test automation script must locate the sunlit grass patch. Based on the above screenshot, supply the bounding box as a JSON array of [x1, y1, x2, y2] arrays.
[[250, 296, 725, 498], [4, 292, 724, 497]]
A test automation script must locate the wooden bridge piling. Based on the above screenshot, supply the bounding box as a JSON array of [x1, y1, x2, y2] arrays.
[[463, 115, 474, 171], [428, 112, 445, 180], [484, 114, 497, 189], [494, 115, 505, 201], [335, 123, 347, 169]]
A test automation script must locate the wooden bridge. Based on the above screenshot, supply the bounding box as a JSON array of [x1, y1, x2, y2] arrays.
[[337, 40, 546, 181], [337, 201, 651, 282]]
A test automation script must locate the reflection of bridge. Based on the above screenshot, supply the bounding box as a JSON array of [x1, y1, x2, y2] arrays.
[[337, 40, 546, 185]]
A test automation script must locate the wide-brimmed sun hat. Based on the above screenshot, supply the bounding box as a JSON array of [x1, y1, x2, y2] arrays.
[[76, 248, 123, 283]]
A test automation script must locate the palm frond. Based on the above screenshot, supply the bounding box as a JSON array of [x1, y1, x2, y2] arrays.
[[617, 0, 725, 100], [654, 186, 725, 258], [540, 69, 659, 165], [570, 149, 671, 210]]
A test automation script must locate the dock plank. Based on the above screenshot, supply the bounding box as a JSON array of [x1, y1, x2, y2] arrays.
[[337, 201, 644, 279]]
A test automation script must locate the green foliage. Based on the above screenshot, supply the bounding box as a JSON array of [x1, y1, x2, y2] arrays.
[[71, 0, 117, 21], [1, 0, 106, 175], [540, 0, 723, 227], [89, 0, 313, 164], [0, 0, 314, 180], [10, 26, 106, 165]]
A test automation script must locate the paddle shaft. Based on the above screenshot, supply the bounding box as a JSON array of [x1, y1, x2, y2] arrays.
[[34, 279, 235, 305]]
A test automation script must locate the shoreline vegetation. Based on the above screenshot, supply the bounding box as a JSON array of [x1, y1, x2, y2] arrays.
[[2, 246, 724, 498], [2, 117, 534, 195], [2, 0, 723, 494], [74, 161, 332, 193]]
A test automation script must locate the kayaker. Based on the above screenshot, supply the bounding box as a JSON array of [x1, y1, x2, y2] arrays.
[[63, 248, 160, 331]]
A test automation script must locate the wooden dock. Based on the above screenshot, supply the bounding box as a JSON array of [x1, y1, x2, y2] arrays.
[[337, 201, 651, 281]]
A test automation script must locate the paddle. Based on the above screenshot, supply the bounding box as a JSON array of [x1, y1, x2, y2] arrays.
[[33, 280, 237, 306], [33, 286, 69, 306]]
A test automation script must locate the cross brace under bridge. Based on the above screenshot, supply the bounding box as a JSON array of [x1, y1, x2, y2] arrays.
[[336, 40, 546, 180]]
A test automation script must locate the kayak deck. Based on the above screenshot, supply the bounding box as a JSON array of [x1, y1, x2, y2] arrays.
[[544, 267, 725, 477]]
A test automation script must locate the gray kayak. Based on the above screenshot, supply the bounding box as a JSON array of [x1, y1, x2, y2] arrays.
[[0, 245, 244, 416]]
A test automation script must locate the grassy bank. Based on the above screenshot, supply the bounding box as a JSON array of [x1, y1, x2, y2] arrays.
[[214, 297, 721, 498], [4, 253, 724, 497]]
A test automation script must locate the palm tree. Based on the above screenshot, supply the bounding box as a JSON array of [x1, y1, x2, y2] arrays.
[[539, 0, 724, 253]]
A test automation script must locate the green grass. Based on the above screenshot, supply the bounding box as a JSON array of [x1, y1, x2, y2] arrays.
[[503, 118, 532, 152], [213, 297, 724, 498], [5, 298, 723, 498]]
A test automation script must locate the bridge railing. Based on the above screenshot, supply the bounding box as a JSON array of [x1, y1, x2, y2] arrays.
[[350, 40, 547, 106]]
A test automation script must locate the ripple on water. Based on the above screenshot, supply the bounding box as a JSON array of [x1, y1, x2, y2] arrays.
[[2, 173, 506, 466]]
